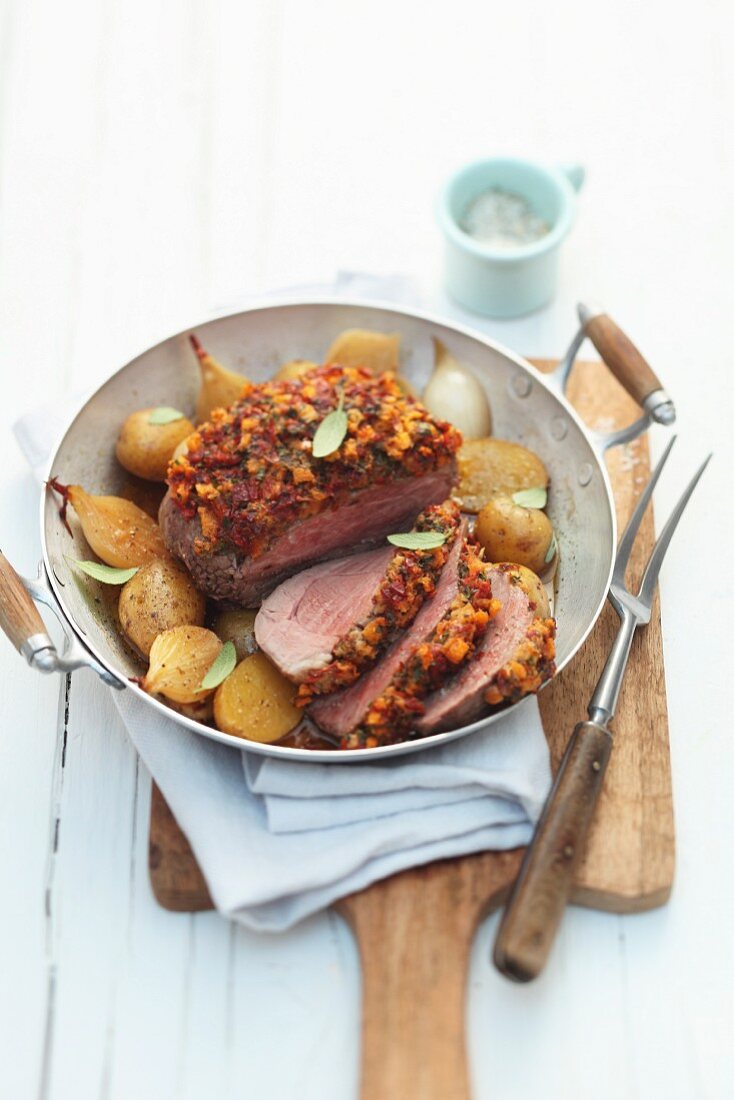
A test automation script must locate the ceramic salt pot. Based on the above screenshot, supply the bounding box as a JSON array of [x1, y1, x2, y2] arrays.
[[438, 157, 584, 318]]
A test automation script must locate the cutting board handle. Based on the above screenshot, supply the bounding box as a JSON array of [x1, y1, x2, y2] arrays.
[[337, 852, 521, 1100], [493, 720, 613, 982]]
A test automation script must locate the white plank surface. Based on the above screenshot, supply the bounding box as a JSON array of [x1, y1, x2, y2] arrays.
[[0, 1, 731, 1098]]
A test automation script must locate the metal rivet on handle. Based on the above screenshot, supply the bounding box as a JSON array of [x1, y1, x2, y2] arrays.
[[551, 416, 568, 441], [511, 374, 532, 398], [578, 462, 593, 487]]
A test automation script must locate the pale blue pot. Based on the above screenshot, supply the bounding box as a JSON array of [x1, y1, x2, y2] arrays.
[[438, 157, 585, 318]]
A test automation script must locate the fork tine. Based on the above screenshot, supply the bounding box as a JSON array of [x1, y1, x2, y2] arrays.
[[637, 453, 712, 607], [613, 436, 677, 584]]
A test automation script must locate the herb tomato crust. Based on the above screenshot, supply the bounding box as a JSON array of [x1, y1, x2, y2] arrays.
[[484, 616, 556, 706], [166, 365, 461, 560], [296, 501, 462, 706], [343, 542, 500, 750]]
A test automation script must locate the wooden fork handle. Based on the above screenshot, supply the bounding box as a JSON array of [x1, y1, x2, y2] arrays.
[[579, 305, 675, 424], [493, 720, 613, 982]]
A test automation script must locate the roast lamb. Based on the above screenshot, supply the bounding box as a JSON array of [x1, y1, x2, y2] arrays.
[[255, 501, 462, 700], [416, 563, 556, 735], [308, 531, 500, 749], [160, 364, 460, 604]]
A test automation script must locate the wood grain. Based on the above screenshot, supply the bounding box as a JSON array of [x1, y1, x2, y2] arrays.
[[493, 720, 614, 983], [148, 783, 213, 912], [584, 313, 664, 408], [148, 359, 673, 1100], [336, 851, 522, 1100], [0, 550, 49, 653]]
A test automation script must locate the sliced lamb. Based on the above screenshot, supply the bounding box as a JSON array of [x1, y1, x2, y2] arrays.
[[309, 532, 466, 739], [340, 542, 497, 749], [161, 364, 460, 605], [254, 546, 393, 682], [255, 501, 462, 698], [416, 564, 556, 736]]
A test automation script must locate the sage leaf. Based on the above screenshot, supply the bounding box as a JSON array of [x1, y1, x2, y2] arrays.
[[199, 640, 237, 691], [149, 406, 185, 425], [387, 531, 448, 551], [67, 557, 139, 585], [512, 486, 547, 510], [312, 394, 348, 458], [544, 533, 558, 564]]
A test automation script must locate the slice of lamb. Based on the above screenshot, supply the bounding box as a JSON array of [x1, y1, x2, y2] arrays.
[[417, 565, 555, 735], [256, 499, 462, 696], [254, 546, 393, 681], [309, 528, 465, 738]]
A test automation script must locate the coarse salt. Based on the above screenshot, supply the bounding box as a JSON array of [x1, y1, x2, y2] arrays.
[[461, 187, 550, 249]]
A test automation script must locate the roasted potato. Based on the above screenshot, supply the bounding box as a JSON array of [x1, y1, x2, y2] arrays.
[[119, 558, 206, 658], [273, 359, 320, 382], [456, 438, 549, 513], [213, 652, 301, 743], [116, 408, 195, 482], [211, 608, 258, 661], [325, 329, 400, 374], [143, 626, 222, 704], [475, 494, 553, 575]]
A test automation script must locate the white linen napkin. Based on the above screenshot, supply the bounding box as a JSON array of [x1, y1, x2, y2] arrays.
[[14, 273, 552, 932]]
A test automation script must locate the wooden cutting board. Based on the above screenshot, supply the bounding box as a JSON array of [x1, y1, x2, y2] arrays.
[[148, 360, 673, 1100]]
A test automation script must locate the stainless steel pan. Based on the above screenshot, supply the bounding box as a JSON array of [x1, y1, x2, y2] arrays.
[[0, 298, 674, 761]]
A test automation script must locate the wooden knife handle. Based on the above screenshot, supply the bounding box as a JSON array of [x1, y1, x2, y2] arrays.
[[580, 306, 675, 424], [0, 550, 50, 656], [493, 720, 613, 982]]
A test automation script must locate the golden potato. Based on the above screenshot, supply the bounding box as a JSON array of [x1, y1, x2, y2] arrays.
[[119, 558, 206, 657], [475, 495, 553, 575], [213, 652, 301, 743], [325, 329, 400, 374], [273, 359, 320, 382], [116, 408, 195, 482], [457, 438, 549, 513], [211, 608, 258, 661], [143, 626, 222, 704]]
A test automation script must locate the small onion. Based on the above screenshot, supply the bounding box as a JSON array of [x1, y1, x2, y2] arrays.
[[421, 339, 492, 440]]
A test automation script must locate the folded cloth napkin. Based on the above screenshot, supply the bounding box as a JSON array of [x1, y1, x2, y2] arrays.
[[14, 272, 552, 932]]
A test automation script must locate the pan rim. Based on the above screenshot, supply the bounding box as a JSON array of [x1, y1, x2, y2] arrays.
[[40, 295, 616, 763]]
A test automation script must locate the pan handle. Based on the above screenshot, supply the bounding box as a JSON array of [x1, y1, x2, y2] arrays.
[[0, 551, 124, 686], [549, 303, 676, 452]]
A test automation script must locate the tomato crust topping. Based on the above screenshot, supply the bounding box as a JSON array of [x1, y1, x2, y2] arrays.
[[343, 541, 499, 750], [167, 365, 461, 559]]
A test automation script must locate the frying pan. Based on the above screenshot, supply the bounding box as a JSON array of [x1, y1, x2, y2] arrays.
[[0, 298, 674, 761]]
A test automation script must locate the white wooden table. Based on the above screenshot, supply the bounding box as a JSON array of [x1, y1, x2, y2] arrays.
[[1, 2, 731, 1097]]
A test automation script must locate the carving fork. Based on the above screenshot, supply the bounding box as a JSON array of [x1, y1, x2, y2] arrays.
[[493, 437, 711, 981]]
